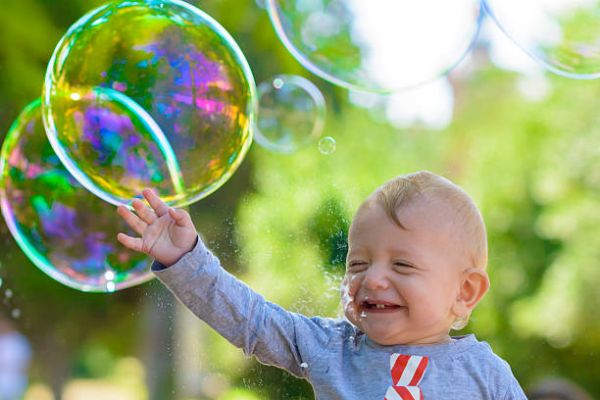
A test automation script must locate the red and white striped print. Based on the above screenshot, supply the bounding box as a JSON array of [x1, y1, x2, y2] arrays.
[[384, 354, 429, 400], [389, 354, 428, 386], [384, 385, 423, 400]]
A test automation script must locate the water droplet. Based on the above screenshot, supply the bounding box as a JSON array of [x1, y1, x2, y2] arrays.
[[300, 362, 308, 369]]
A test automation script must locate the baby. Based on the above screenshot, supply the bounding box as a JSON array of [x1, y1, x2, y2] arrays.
[[117, 171, 526, 399]]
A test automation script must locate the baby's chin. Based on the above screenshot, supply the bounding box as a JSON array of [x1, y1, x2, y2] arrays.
[[344, 312, 444, 346]]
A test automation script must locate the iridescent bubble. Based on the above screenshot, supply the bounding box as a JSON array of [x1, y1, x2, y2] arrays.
[[0, 100, 152, 292], [267, 0, 482, 92], [485, 0, 600, 79], [318, 136, 336, 155], [43, 0, 256, 207], [254, 75, 326, 153]]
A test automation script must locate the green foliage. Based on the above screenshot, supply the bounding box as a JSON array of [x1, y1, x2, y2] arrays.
[[308, 196, 349, 275]]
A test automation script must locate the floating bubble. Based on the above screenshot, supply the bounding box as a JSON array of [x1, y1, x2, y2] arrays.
[[267, 0, 482, 92], [318, 136, 336, 155], [485, 0, 600, 79], [0, 100, 152, 292], [254, 75, 325, 153], [43, 0, 256, 207], [11, 309, 21, 319]]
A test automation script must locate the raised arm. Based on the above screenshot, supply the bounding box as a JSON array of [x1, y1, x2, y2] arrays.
[[116, 191, 334, 377]]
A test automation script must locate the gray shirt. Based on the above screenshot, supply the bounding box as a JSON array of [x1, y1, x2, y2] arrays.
[[153, 238, 527, 399]]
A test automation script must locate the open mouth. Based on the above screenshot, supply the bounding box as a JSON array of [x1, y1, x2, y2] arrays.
[[361, 301, 403, 313]]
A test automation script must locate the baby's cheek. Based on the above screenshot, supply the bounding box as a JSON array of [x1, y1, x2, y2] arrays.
[[341, 273, 361, 320]]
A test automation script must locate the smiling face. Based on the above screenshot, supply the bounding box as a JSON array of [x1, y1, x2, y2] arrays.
[[343, 196, 469, 345]]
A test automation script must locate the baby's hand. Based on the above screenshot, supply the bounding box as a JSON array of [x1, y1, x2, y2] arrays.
[[117, 189, 197, 267]]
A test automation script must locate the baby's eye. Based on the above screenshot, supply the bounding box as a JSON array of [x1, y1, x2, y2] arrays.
[[347, 261, 368, 271], [392, 261, 414, 270]]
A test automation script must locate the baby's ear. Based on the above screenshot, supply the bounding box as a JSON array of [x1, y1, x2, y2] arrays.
[[452, 268, 490, 318]]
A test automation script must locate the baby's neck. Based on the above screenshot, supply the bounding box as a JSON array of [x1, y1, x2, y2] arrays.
[[402, 334, 453, 346], [380, 332, 453, 346]]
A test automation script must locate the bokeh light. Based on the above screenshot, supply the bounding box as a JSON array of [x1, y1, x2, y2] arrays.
[[267, 0, 482, 93], [254, 75, 325, 153], [485, 0, 600, 79], [43, 0, 256, 207], [0, 100, 152, 292]]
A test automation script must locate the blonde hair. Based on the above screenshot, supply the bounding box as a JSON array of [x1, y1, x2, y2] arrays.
[[369, 171, 488, 329]]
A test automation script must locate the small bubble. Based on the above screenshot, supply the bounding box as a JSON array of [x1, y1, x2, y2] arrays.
[[272, 78, 284, 89], [11, 309, 21, 319], [106, 281, 116, 292], [300, 362, 308, 369], [318, 136, 336, 155], [360, 311, 367, 318], [5, 289, 13, 299]]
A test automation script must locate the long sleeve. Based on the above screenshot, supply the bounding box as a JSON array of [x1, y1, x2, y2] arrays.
[[152, 237, 334, 378]]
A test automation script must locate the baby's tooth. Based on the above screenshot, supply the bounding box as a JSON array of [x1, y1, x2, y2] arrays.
[[376, 304, 385, 309]]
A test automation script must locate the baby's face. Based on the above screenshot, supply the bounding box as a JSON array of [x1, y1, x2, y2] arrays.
[[342, 198, 466, 345]]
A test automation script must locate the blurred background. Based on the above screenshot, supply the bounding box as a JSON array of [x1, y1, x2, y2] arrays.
[[1, 0, 600, 399]]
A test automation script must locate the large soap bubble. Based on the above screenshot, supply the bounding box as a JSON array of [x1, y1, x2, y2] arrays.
[[484, 0, 600, 79], [266, 0, 482, 93], [43, 0, 256, 207], [254, 75, 326, 153], [0, 100, 152, 292]]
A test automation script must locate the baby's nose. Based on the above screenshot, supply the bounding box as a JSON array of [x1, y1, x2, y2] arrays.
[[363, 265, 390, 290]]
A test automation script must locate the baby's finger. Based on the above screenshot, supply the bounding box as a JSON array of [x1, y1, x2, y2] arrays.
[[132, 198, 157, 225], [168, 207, 193, 227], [117, 233, 144, 253], [117, 205, 146, 235], [142, 188, 169, 217]]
